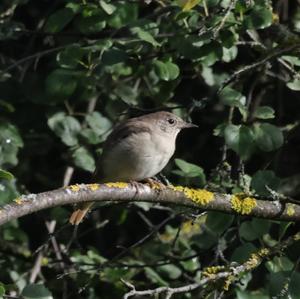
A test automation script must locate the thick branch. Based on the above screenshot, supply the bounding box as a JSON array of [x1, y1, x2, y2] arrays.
[[0, 183, 299, 226]]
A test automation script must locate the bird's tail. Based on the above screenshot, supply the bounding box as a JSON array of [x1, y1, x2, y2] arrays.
[[69, 202, 94, 225]]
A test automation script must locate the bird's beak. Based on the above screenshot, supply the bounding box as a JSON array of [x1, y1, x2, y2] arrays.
[[181, 121, 198, 129]]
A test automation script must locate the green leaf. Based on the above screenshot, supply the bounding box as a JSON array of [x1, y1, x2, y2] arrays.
[[114, 84, 138, 105], [131, 27, 160, 47], [85, 112, 112, 138], [45, 69, 78, 99], [0, 284, 5, 296], [108, 3, 138, 28], [224, 124, 255, 160], [44, 8, 75, 33], [0, 169, 13, 180], [99, 0, 116, 15], [239, 219, 271, 241], [21, 284, 53, 299], [48, 112, 81, 146], [282, 55, 300, 66], [144, 267, 168, 286], [72, 147, 95, 172], [76, 7, 107, 33], [290, 272, 300, 298], [231, 243, 257, 263], [236, 289, 269, 299], [157, 265, 181, 279], [153, 60, 180, 81], [222, 46, 238, 62], [253, 123, 283, 152], [0, 122, 23, 167], [287, 78, 300, 91], [265, 256, 294, 273], [102, 48, 127, 66], [174, 159, 206, 182], [205, 212, 234, 235], [251, 170, 280, 196], [243, 6, 273, 30], [253, 106, 275, 119], [57, 45, 84, 69], [220, 87, 246, 107]]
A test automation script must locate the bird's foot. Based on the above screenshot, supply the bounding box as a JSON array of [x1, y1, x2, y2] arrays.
[[143, 177, 167, 190]]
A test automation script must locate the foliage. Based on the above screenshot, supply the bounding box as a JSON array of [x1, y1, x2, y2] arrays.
[[1, 0, 300, 298]]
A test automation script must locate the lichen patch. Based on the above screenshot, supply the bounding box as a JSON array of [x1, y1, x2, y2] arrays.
[[286, 203, 295, 216], [88, 184, 100, 191], [69, 184, 81, 192], [231, 194, 257, 215], [105, 182, 128, 188], [172, 186, 214, 205]]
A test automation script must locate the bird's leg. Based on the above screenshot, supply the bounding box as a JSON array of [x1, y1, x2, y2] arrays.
[[143, 177, 167, 189], [129, 180, 144, 197]]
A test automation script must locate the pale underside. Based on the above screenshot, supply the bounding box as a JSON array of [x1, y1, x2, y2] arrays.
[[101, 130, 176, 182]]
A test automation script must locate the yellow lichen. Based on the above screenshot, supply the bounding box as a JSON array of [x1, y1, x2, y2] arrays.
[[69, 184, 81, 192], [172, 186, 214, 205], [105, 182, 128, 188], [231, 194, 257, 215], [245, 253, 260, 270], [257, 248, 270, 257], [14, 197, 23, 205], [202, 266, 225, 277], [223, 275, 234, 291], [286, 204, 295, 216], [88, 183, 100, 191]]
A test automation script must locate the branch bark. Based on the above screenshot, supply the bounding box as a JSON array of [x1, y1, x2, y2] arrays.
[[0, 183, 299, 226]]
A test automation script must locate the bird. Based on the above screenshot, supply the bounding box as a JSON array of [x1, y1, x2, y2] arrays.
[[69, 111, 197, 225]]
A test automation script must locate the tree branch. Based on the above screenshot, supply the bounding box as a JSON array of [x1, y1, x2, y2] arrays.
[[0, 183, 300, 226]]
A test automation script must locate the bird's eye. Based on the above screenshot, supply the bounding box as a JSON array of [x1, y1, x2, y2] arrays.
[[168, 118, 175, 125]]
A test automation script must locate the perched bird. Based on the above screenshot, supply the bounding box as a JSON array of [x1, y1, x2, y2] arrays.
[[69, 111, 197, 225]]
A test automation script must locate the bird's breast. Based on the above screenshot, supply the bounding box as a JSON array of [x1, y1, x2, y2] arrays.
[[101, 131, 176, 181]]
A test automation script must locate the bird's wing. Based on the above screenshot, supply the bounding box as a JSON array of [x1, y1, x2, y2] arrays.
[[92, 119, 152, 182]]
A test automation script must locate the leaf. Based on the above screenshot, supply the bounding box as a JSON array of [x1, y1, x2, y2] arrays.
[[253, 106, 275, 119], [21, 284, 53, 299], [286, 78, 300, 91], [224, 124, 255, 160], [72, 147, 95, 172], [265, 256, 294, 273], [231, 243, 257, 263], [85, 112, 112, 138], [205, 212, 234, 235], [108, 3, 138, 28], [174, 159, 206, 182], [114, 84, 138, 105], [236, 289, 269, 299], [177, 0, 200, 11], [239, 219, 271, 241], [0, 284, 5, 296], [153, 60, 180, 81], [44, 8, 75, 33], [76, 7, 107, 33], [0, 122, 23, 167], [57, 45, 84, 69], [251, 170, 280, 197], [220, 87, 246, 107], [253, 123, 283, 152], [102, 48, 127, 66], [243, 6, 273, 30], [131, 27, 160, 47], [144, 268, 168, 286], [45, 69, 78, 99], [157, 264, 182, 279], [99, 0, 116, 15], [48, 112, 81, 146], [0, 169, 14, 180]]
